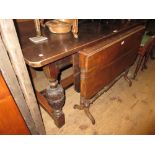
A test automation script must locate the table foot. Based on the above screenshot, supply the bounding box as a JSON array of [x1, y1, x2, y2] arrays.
[[46, 82, 65, 128], [74, 102, 95, 125], [53, 112, 65, 128]]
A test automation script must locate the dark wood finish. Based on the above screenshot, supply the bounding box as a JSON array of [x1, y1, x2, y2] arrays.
[[72, 53, 80, 92], [60, 74, 74, 89], [20, 21, 143, 68], [36, 75, 73, 128], [0, 74, 30, 135], [57, 56, 72, 69], [133, 36, 155, 79], [43, 63, 59, 82], [43, 63, 65, 128], [36, 91, 53, 114], [18, 20, 146, 127], [74, 71, 127, 124], [39, 60, 73, 127], [79, 26, 144, 99], [75, 25, 145, 124], [36, 90, 65, 128]]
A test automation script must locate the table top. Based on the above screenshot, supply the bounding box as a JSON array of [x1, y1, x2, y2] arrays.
[[18, 20, 144, 68]]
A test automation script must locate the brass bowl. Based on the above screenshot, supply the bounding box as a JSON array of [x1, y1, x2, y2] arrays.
[[57, 19, 74, 25], [45, 20, 71, 34]]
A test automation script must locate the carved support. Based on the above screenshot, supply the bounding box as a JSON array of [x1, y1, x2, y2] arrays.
[[43, 63, 65, 128], [74, 70, 132, 125], [74, 97, 95, 125]]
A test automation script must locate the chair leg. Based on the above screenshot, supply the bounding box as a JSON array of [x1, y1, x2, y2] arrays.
[[141, 52, 150, 71], [133, 55, 143, 79]]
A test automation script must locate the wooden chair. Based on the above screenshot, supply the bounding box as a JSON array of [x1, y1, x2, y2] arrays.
[[133, 35, 155, 79]]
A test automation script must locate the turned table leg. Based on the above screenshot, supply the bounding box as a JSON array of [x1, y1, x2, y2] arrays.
[[43, 63, 65, 128]]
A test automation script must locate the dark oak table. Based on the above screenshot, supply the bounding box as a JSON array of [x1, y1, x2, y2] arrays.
[[18, 20, 145, 127]]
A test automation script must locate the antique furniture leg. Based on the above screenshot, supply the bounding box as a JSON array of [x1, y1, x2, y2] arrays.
[[124, 69, 132, 86], [133, 36, 155, 78], [142, 38, 155, 70], [74, 70, 135, 125], [73, 52, 95, 124], [74, 97, 95, 124], [43, 63, 65, 128], [141, 52, 150, 71], [72, 53, 80, 92], [133, 55, 143, 79]]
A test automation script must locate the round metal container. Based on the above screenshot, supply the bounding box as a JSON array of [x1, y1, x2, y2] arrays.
[[45, 20, 71, 34]]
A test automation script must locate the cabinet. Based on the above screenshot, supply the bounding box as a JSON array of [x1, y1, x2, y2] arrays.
[[0, 74, 30, 134]]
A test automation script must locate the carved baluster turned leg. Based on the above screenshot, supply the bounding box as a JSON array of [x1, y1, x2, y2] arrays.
[[43, 63, 65, 128]]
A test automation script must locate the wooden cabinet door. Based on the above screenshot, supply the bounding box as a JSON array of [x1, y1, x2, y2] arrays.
[[0, 74, 30, 135]]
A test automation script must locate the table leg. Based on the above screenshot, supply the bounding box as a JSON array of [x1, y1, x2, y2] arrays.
[[141, 52, 150, 71], [43, 63, 65, 128], [74, 97, 95, 125], [72, 53, 80, 92]]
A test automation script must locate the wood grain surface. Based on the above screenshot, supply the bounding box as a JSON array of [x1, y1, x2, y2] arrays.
[[80, 26, 145, 99], [0, 74, 30, 135]]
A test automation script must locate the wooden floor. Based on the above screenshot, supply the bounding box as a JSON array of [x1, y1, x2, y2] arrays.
[[33, 58, 155, 134]]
